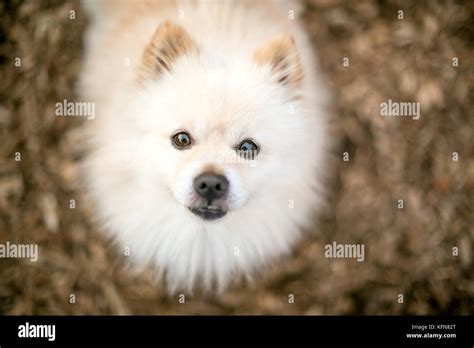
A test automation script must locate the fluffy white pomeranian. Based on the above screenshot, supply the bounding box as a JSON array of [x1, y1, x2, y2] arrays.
[[80, 0, 329, 293]]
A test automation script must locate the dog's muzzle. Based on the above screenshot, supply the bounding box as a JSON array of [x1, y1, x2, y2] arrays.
[[189, 172, 229, 221]]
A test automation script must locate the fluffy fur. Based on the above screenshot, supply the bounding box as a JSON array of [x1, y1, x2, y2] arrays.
[[80, 0, 330, 293]]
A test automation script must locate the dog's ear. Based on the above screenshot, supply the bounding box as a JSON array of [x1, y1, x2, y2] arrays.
[[253, 33, 303, 88], [140, 21, 197, 79]]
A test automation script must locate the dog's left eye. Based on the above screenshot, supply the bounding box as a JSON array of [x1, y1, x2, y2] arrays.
[[237, 139, 259, 158]]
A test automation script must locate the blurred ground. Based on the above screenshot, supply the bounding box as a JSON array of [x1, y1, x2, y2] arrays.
[[0, 0, 473, 314]]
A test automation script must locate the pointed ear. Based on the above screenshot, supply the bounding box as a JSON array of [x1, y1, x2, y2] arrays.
[[140, 21, 197, 79], [253, 33, 303, 87]]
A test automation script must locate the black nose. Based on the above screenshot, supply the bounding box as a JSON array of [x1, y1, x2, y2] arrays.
[[193, 172, 229, 200]]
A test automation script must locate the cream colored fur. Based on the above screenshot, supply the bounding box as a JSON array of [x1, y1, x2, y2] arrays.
[[80, 0, 330, 293]]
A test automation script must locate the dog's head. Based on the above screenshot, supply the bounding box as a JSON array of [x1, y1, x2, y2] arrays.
[[122, 21, 312, 223], [85, 19, 329, 291]]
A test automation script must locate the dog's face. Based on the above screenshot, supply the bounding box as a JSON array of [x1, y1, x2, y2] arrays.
[[84, 20, 327, 291], [124, 22, 307, 223]]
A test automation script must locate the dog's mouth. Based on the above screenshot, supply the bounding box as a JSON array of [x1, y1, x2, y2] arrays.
[[189, 205, 227, 221]]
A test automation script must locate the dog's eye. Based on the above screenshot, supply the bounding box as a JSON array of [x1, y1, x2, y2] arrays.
[[172, 131, 192, 149], [237, 139, 259, 158]]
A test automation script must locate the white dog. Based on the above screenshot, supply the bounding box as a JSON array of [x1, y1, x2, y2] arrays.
[[80, 0, 330, 293]]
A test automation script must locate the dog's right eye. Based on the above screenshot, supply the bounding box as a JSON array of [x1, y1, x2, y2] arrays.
[[172, 131, 192, 149]]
